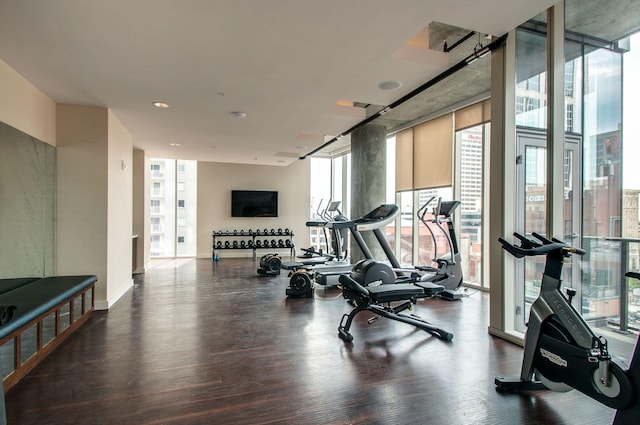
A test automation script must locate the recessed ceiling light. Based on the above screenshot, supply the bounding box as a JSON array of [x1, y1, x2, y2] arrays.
[[153, 101, 170, 108], [170, 143, 181, 147], [231, 111, 247, 118], [377, 81, 402, 90]]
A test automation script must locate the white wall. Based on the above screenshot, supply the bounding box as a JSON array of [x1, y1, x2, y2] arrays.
[[197, 160, 311, 259], [107, 109, 134, 305], [132, 149, 149, 273]]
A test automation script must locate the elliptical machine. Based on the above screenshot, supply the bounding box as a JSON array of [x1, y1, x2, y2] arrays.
[[495, 232, 640, 424], [414, 197, 464, 300]]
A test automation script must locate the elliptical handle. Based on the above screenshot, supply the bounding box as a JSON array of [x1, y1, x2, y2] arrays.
[[417, 196, 437, 222]]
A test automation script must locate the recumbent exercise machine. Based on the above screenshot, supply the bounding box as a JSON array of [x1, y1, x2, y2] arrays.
[[337, 259, 453, 343], [495, 232, 640, 425]]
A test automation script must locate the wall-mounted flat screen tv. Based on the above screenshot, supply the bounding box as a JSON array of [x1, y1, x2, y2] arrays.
[[231, 190, 278, 217]]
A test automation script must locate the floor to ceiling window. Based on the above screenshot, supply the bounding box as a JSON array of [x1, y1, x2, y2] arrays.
[[564, 0, 640, 357], [149, 158, 197, 258], [498, 1, 640, 355]]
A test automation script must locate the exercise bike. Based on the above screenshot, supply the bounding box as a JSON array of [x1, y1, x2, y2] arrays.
[[495, 232, 640, 425]]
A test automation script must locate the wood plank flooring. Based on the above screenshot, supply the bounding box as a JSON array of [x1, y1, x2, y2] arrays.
[[5, 258, 616, 424]]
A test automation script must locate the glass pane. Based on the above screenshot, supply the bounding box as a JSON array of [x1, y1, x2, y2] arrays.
[[73, 295, 83, 322], [84, 287, 93, 312], [149, 158, 176, 257], [176, 160, 197, 256], [581, 45, 623, 339], [20, 325, 38, 364], [398, 191, 414, 265], [60, 303, 71, 332], [516, 29, 548, 129], [458, 126, 484, 286], [0, 339, 15, 378], [565, 40, 583, 133], [386, 136, 396, 205], [309, 157, 331, 253], [523, 145, 547, 323], [43, 312, 56, 345], [514, 22, 548, 334], [332, 156, 343, 205]]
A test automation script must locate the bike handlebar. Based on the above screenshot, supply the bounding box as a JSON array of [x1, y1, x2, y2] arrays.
[[499, 232, 586, 258]]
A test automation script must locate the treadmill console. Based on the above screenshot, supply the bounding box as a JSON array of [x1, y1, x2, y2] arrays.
[[355, 204, 399, 230]]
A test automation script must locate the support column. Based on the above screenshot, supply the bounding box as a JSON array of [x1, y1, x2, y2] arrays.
[[350, 123, 387, 263]]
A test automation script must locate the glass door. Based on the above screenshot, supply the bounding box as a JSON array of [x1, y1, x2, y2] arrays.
[[514, 132, 581, 332]]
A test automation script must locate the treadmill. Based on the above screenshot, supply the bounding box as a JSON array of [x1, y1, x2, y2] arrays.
[[314, 204, 400, 286]]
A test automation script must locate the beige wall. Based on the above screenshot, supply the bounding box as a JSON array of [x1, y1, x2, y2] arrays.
[[57, 105, 133, 310], [0, 59, 56, 145], [56, 105, 109, 304], [197, 160, 311, 259]]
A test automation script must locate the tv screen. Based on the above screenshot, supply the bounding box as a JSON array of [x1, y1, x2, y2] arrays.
[[231, 190, 278, 217]]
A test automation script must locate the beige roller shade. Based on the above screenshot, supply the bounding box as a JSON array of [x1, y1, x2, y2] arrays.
[[413, 114, 452, 189], [455, 99, 491, 131], [395, 128, 414, 192]]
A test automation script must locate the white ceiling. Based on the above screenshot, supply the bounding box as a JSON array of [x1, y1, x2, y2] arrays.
[[0, 0, 556, 165]]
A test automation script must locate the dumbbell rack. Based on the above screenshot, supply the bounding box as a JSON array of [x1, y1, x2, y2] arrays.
[[212, 229, 295, 259]]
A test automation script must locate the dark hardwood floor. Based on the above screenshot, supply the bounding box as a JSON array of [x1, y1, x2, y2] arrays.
[[5, 258, 616, 424]]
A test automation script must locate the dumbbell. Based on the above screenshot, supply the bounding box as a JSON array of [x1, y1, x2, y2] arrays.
[[285, 239, 292, 247], [224, 241, 231, 248], [232, 240, 239, 248], [240, 240, 246, 248], [255, 240, 262, 247], [247, 240, 254, 248], [277, 228, 283, 235], [278, 239, 285, 248], [215, 241, 222, 248]]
